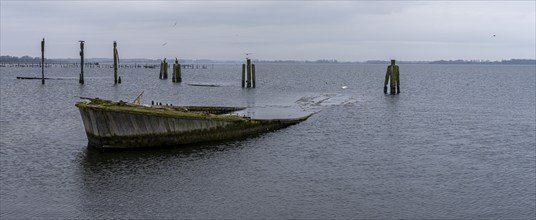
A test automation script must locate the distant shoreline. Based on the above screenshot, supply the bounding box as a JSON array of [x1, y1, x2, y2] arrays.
[[0, 55, 534, 65]]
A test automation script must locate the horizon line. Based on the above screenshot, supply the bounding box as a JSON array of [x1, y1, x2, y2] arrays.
[[1, 55, 534, 63]]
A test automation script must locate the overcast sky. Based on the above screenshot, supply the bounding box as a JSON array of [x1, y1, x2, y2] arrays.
[[1, 1, 535, 61]]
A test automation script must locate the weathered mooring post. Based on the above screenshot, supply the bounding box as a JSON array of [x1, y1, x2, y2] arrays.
[[177, 59, 182, 82], [242, 58, 256, 88], [241, 64, 245, 87], [246, 58, 251, 88], [384, 59, 400, 94], [252, 64, 256, 88], [159, 61, 164, 79], [79, 40, 85, 84], [172, 58, 182, 83], [172, 62, 176, 82], [163, 58, 168, 79], [165, 60, 169, 79], [41, 38, 45, 85], [113, 41, 120, 84]]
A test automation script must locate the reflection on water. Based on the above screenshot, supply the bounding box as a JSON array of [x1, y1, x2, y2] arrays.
[[76, 139, 261, 219]]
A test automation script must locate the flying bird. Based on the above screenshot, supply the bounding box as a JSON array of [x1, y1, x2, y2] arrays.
[[493, 34, 496, 37], [173, 22, 177, 27], [162, 42, 167, 46]]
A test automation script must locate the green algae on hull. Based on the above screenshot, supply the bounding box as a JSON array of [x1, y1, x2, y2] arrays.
[[75, 97, 247, 122], [76, 97, 310, 149]]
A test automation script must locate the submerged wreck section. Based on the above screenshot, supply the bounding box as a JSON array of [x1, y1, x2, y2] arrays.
[[76, 98, 309, 149]]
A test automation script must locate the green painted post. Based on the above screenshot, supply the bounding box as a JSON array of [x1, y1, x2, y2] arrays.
[[246, 58, 251, 88], [241, 64, 245, 87], [41, 38, 45, 84], [113, 41, 118, 84], [252, 64, 256, 88], [79, 41, 85, 84]]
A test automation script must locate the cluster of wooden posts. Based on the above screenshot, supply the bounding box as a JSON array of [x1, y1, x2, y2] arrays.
[[384, 59, 401, 95], [26, 39, 406, 94], [78, 40, 122, 85], [158, 58, 182, 83], [38, 39, 122, 85], [34, 39, 259, 88], [241, 58, 256, 88]]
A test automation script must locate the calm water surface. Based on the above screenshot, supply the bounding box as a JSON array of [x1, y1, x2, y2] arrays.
[[1, 64, 535, 219]]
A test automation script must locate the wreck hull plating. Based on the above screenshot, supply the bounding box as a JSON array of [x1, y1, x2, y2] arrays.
[[77, 103, 307, 149]]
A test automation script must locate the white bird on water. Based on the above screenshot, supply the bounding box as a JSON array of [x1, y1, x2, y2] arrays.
[[342, 86, 348, 89]]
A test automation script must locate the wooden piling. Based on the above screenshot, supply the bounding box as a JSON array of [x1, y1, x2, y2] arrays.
[[113, 41, 119, 84], [79, 41, 85, 84], [384, 59, 400, 94], [246, 58, 251, 88], [241, 64, 245, 87], [172, 63, 176, 82], [252, 64, 256, 88], [172, 58, 181, 83], [163, 58, 168, 79], [177, 62, 182, 82], [396, 65, 400, 94], [172, 58, 177, 82], [159, 61, 164, 79], [41, 38, 45, 85]]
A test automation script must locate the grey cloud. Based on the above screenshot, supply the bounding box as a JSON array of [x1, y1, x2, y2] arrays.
[[1, 1, 534, 61]]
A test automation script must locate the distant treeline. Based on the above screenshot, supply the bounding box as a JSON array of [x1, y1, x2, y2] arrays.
[[1, 55, 534, 65], [256, 59, 536, 65], [428, 59, 536, 65], [0, 55, 156, 64], [1, 55, 46, 64], [0, 55, 234, 64]]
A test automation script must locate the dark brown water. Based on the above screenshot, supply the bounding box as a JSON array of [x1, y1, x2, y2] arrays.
[[1, 64, 535, 219]]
